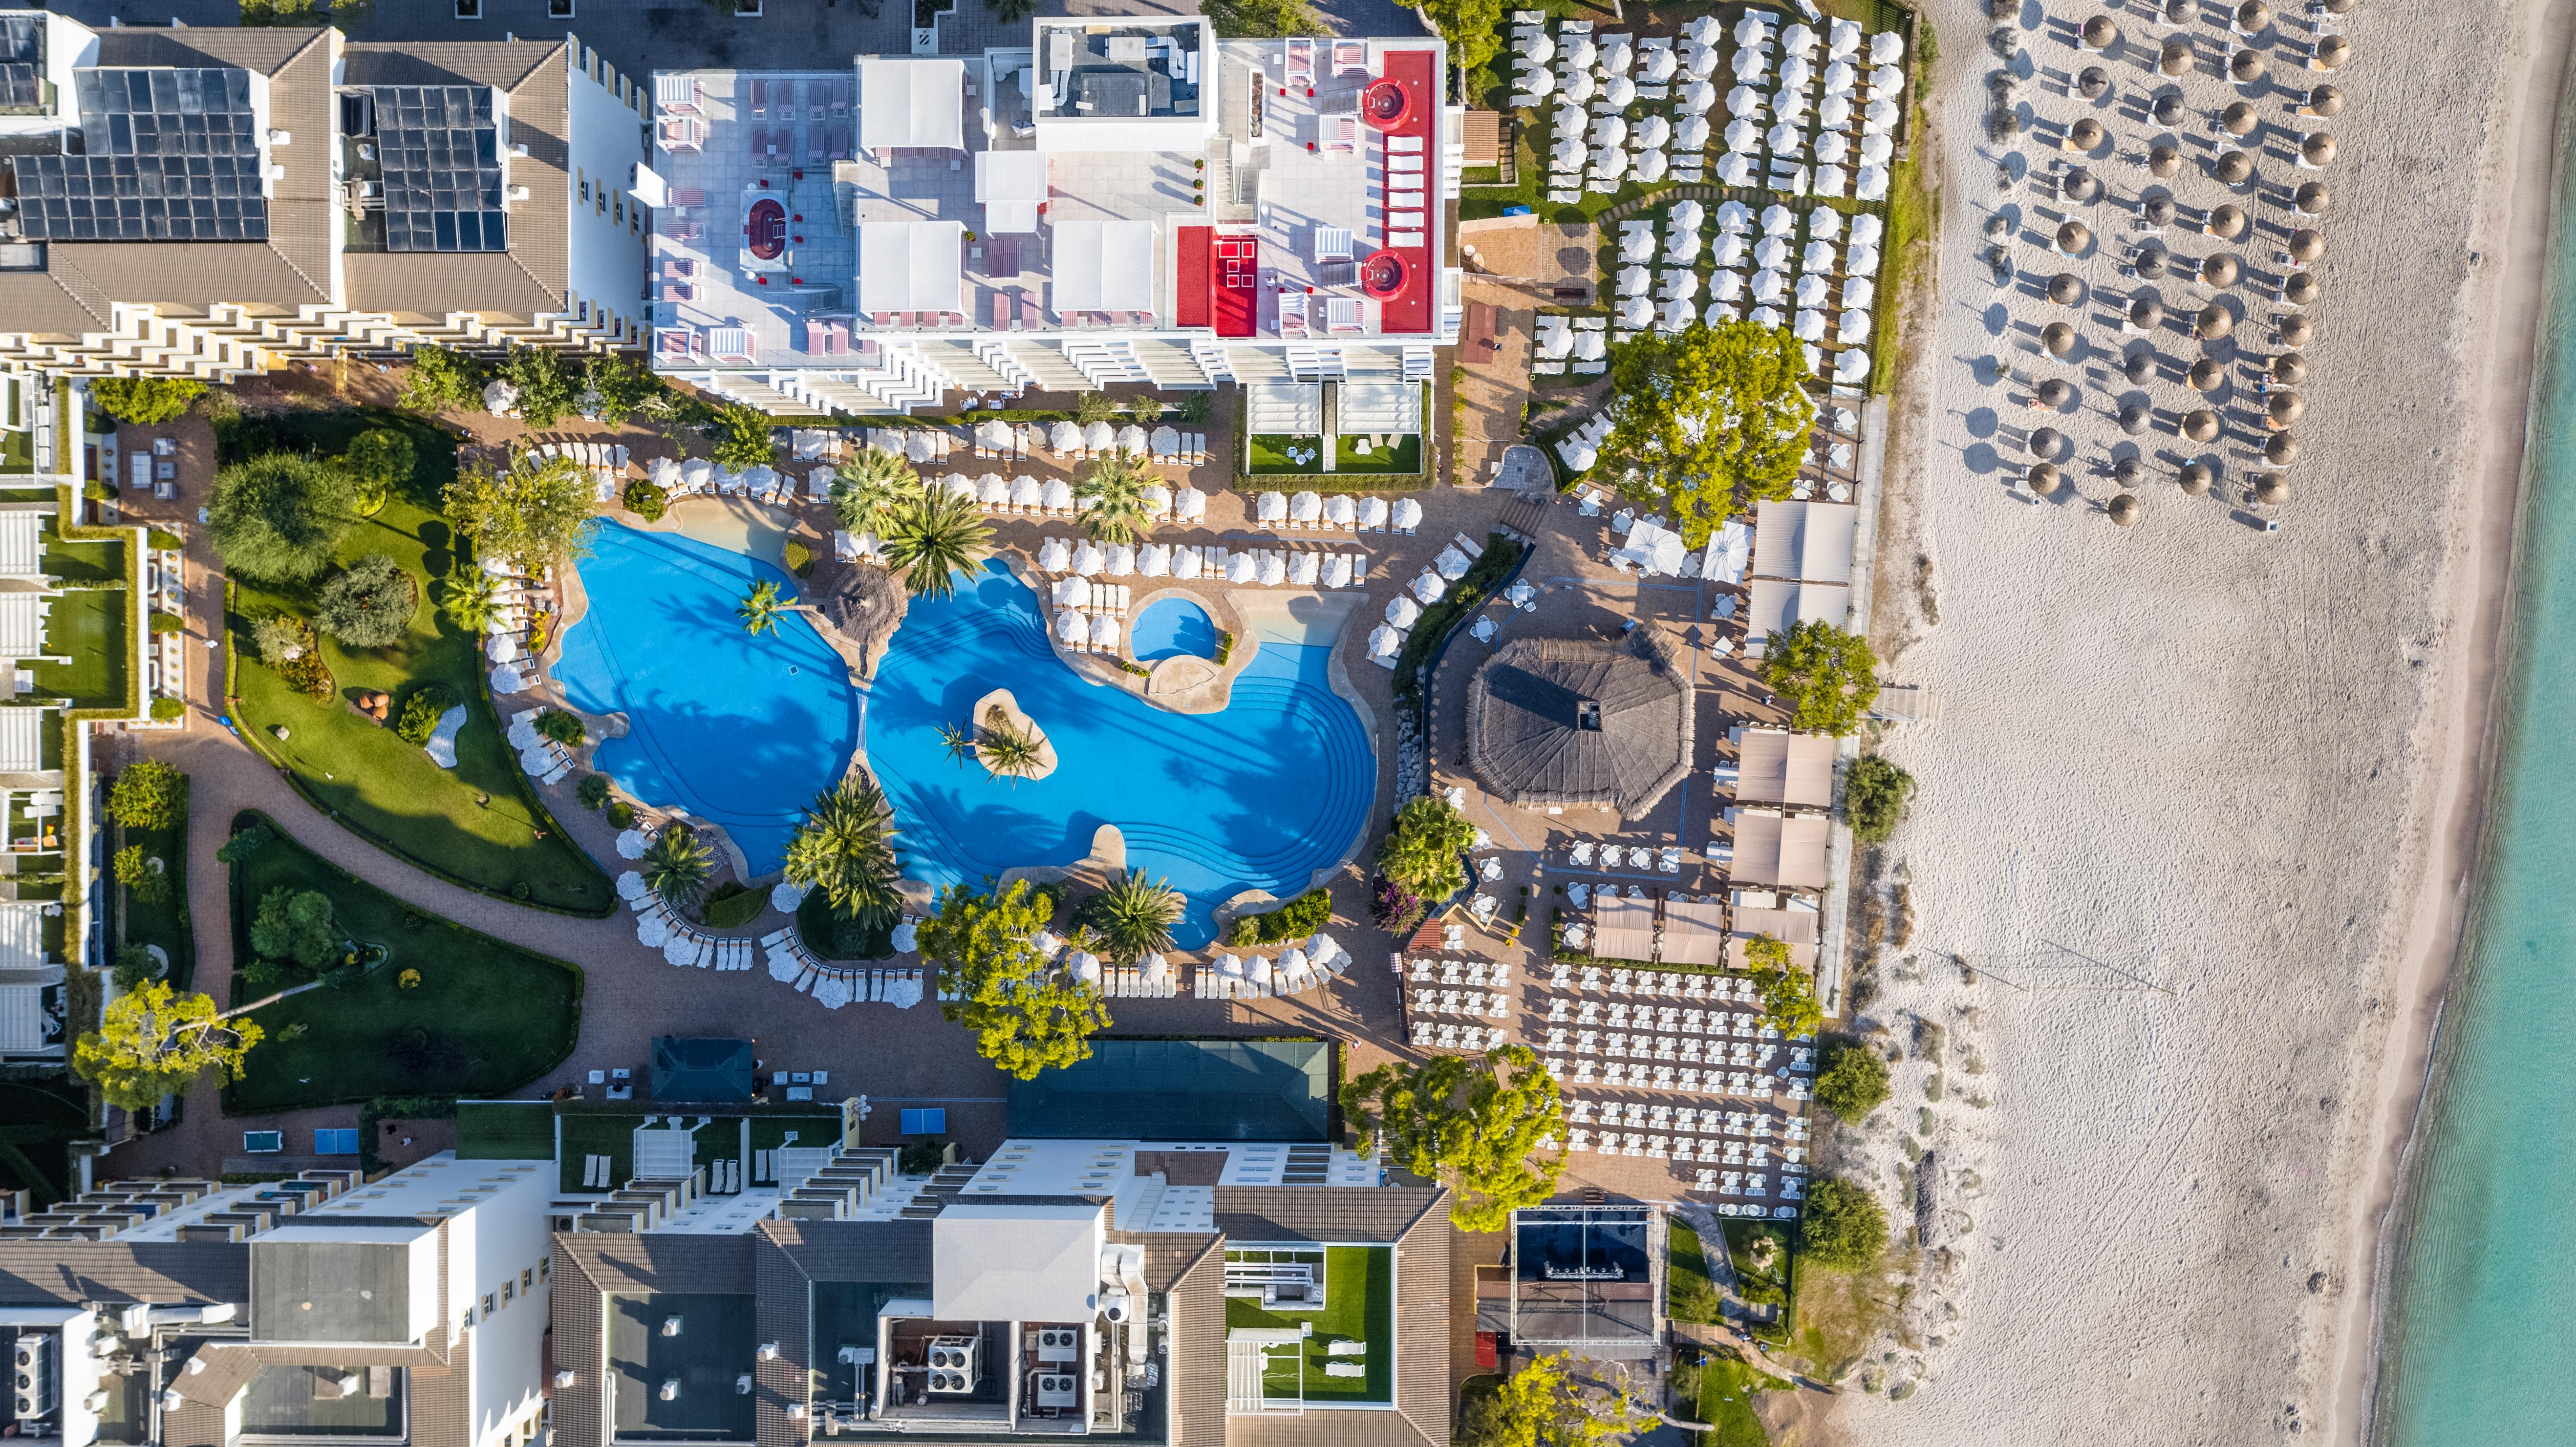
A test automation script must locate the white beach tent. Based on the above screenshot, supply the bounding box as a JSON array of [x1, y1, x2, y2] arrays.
[[859, 58, 966, 150]]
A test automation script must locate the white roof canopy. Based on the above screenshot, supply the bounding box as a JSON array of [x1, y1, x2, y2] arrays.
[[859, 58, 966, 151], [0, 594, 43, 659], [0, 902, 44, 969], [1052, 219, 1158, 312], [0, 512, 41, 578], [1753, 499, 1857, 584], [0, 706, 42, 773], [932, 1203, 1103, 1320], [976, 151, 1048, 234], [857, 220, 966, 314]]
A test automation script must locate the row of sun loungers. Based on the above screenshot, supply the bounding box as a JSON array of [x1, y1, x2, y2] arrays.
[[1546, 963, 1765, 1004], [1550, 1058, 1802, 1096], [1405, 957, 1514, 987], [946, 477, 1211, 522], [1421, 1023, 1511, 1053], [1192, 933, 1353, 997], [760, 928, 928, 1010], [1413, 987, 1512, 1020]]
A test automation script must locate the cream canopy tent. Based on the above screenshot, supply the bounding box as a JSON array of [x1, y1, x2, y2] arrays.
[[858, 221, 965, 314], [974, 149, 1048, 234], [1053, 219, 1159, 312], [859, 58, 966, 150]]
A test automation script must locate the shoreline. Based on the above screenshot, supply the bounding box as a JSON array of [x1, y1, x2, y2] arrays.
[[2331, 2, 2576, 1438]]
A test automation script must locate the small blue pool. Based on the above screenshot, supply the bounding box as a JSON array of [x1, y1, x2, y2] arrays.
[[1129, 596, 1219, 663], [553, 521, 860, 874]]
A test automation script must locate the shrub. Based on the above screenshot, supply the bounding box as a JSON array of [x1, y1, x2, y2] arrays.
[[150, 697, 184, 723], [249, 614, 308, 662], [149, 611, 185, 634], [709, 404, 777, 473], [108, 760, 188, 831], [783, 538, 814, 577], [623, 477, 668, 521], [342, 427, 416, 514], [1371, 876, 1426, 937], [1231, 887, 1332, 946], [90, 377, 206, 426], [111, 943, 159, 991], [113, 845, 170, 905], [702, 882, 768, 929], [577, 773, 611, 810], [1800, 1178, 1889, 1271], [606, 800, 637, 829], [315, 554, 419, 649], [1377, 795, 1475, 899], [207, 453, 363, 583], [1179, 391, 1214, 425], [1845, 756, 1916, 843], [501, 346, 579, 428], [509, 881, 532, 902], [394, 684, 460, 746], [250, 886, 340, 970], [215, 822, 275, 864], [535, 709, 586, 746], [1668, 1266, 1722, 1324], [399, 345, 486, 416], [397, 968, 422, 989], [1073, 392, 1119, 426], [1812, 1040, 1892, 1121], [897, 1141, 947, 1175], [276, 651, 335, 703]]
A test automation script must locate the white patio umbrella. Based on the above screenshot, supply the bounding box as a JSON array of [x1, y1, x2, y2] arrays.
[[1717, 199, 1753, 231], [1116, 424, 1149, 455], [1843, 277, 1876, 309], [1288, 552, 1320, 586], [1685, 14, 1721, 45], [1726, 84, 1760, 116], [636, 914, 670, 948], [1257, 553, 1287, 586], [1850, 213, 1884, 248], [888, 921, 919, 954], [1360, 497, 1391, 529], [1149, 424, 1181, 456], [1560, 439, 1598, 470], [490, 663, 528, 694], [1794, 274, 1829, 307], [1617, 264, 1653, 296], [517, 744, 554, 777], [1385, 593, 1421, 627], [1089, 614, 1119, 648], [1805, 239, 1839, 271], [942, 475, 976, 501], [1321, 554, 1353, 588], [1754, 236, 1789, 270], [770, 880, 808, 912], [978, 473, 1009, 506], [1656, 298, 1692, 331], [1734, 13, 1766, 45], [1762, 203, 1798, 234], [1052, 576, 1091, 610], [1688, 42, 1720, 78], [1642, 46, 1676, 83], [488, 633, 520, 663], [1714, 232, 1745, 267], [1050, 420, 1083, 452], [1783, 21, 1816, 54], [1591, 147, 1628, 181], [1781, 54, 1814, 88], [1860, 131, 1895, 166], [1815, 129, 1849, 165], [977, 418, 1014, 451], [1765, 120, 1801, 152], [1619, 223, 1655, 263], [1793, 309, 1826, 341], [506, 715, 542, 749], [1055, 609, 1087, 644], [1083, 420, 1116, 452], [1818, 93, 1852, 129], [1524, 67, 1558, 99], [1751, 304, 1784, 327], [1685, 79, 1720, 113], [1717, 152, 1756, 185], [1864, 98, 1898, 130], [1710, 270, 1744, 302], [1411, 571, 1446, 605], [1391, 498, 1422, 530], [1247, 954, 1274, 988], [1564, 35, 1595, 69], [1257, 491, 1288, 523], [1676, 114, 1711, 150], [1666, 230, 1704, 265], [1226, 551, 1259, 584], [1835, 349, 1872, 383], [1173, 547, 1203, 579], [1573, 330, 1606, 362], [679, 458, 714, 491], [1289, 490, 1323, 523], [1600, 38, 1631, 76], [1175, 485, 1207, 520], [1012, 473, 1044, 508], [1603, 74, 1635, 108], [1838, 309, 1872, 344], [648, 455, 681, 488], [1041, 476, 1075, 511], [616, 829, 649, 859], [1871, 64, 1904, 95], [905, 431, 938, 464], [1831, 18, 1862, 55], [1106, 542, 1136, 576], [1140, 543, 1172, 576], [1553, 136, 1588, 170], [1369, 622, 1404, 657], [1561, 69, 1596, 104], [1619, 295, 1655, 328], [1519, 31, 1554, 63], [1326, 494, 1357, 528], [1663, 270, 1701, 303], [617, 871, 647, 901], [1435, 545, 1471, 580], [1855, 165, 1889, 201], [1141, 482, 1171, 515], [1733, 47, 1768, 81], [1871, 31, 1905, 64], [1634, 149, 1668, 183]]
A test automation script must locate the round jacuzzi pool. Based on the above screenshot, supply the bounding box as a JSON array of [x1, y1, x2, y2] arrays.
[[747, 197, 787, 260], [1130, 596, 1219, 662]]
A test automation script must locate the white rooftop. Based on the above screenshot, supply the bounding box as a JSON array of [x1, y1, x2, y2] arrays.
[[859, 58, 966, 151], [931, 1201, 1104, 1321]]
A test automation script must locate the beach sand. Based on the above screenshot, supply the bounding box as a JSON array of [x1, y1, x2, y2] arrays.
[[1812, 0, 2565, 1440]]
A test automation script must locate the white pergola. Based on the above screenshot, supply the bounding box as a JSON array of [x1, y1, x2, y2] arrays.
[[858, 220, 966, 314], [1052, 219, 1158, 312], [975, 150, 1048, 234], [858, 58, 966, 151]]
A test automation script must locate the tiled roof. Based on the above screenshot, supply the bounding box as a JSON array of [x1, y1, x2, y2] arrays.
[[0, 1240, 248, 1305], [1167, 1233, 1226, 1447], [1108, 1230, 1221, 1294], [1210, 1187, 1447, 1245], [90, 25, 322, 76], [755, 1217, 934, 1281], [1465, 626, 1695, 816], [554, 1231, 757, 1297]]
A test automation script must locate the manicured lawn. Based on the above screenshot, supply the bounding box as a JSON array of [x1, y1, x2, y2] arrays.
[[1723, 1219, 1792, 1344], [1333, 432, 1420, 474], [456, 1100, 557, 1160], [32, 585, 131, 709], [1246, 434, 1325, 474], [1668, 1221, 1722, 1325], [1695, 1353, 1788, 1447], [1223, 1245, 1392, 1404], [222, 810, 583, 1114], [225, 407, 609, 913], [116, 813, 194, 992]]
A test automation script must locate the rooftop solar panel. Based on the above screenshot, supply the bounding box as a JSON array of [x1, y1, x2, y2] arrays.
[[0, 15, 40, 67], [7, 65, 271, 241], [365, 84, 508, 254], [0, 63, 38, 111]]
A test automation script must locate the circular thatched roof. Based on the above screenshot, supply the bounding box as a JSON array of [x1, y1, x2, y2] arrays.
[[2265, 432, 2300, 465], [2279, 315, 2315, 347], [2273, 351, 2309, 384], [2288, 228, 2326, 262], [2056, 219, 2093, 255], [2230, 47, 2267, 83], [2189, 358, 2224, 392], [2082, 15, 2119, 48], [2196, 303, 2234, 340], [1467, 629, 1693, 815], [2161, 39, 2195, 75], [2049, 272, 2084, 305], [2120, 403, 2151, 435], [2079, 66, 2111, 99], [2027, 462, 2062, 495], [2183, 409, 2221, 442], [2037, 378, 2073, 408], [2152, 91, 2185, 126], [2316, 34, 2351, 69], [2150, 144, 2183, 177], [2306, 85, 2344, 118], [2207, 203, 2247, 239], [2130, 297, 2165, 330], [2255, 473, 2292, 505], [2269, 391, 2305, 426], [2030, 425, 2065, 459], [2179, 461, 2214, 495], [2295, 181, 2332, 214], [2215, 150, 2254, 185], [2303, 132, 2338, 167], [2222, 101, 2258, 136], [2043, 320, 2079, 357], [2068, 118, 2105, 151], [2202, 253, 2242, 288], [2237, 0, 2273, 31], [2108, 493, 2143, 526], [2285, 272, 2320, 305]]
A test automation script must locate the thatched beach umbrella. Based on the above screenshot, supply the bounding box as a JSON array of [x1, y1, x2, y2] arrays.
[[2278, 315, 2315, 347], [2273, 351, 2309, 384], [2214, 150, 2253, 185], [2188, 357, 2224, 391], [2183, 408, 2221, 442], [2265, 433, 2300, 465], [2027, 462, 2062, 495], [2254, 473, 2292, 505], [2050, 272, 2085, 305], [2288, 228, 2325, 262], [2302, 84, 2344, 118], [2135, 243, 2170, 279], [2179, 460, 2214, 495], [2201, 253, 2241, 288], [2222, 101, 2258, 135], [2079, 65, 2111, 99], [2120, 402, 2151, 434], [1988, 0, 2018, 19], [2056, 219, 2092, 255], [2295, 181, 2332, 215], [2322, 0, 2355, 12], [2314, 34, 2351, 70], [2037, 378, 2073, 408], [2043, 320, 2079, 357], [2206, 203, 2247, 239], [2230, 47, 2267, 84], [2142, 194, 2177, 227], [2284, 272, 2320, 305], [2302, 132, 2338, 167], [2122, 350, 2155, 383], [2108, 492, 2144, 526], [2113, 455, 2145, 486], [2081, 15, 2119, 50], [2160, 39, 2194, 75], [2149, 143, 2182, 178], [2063, 167, 2103, 203], [2151, 90, 2186, 127], [2195, 303, 2234, 339], [2029, 425, 2065, 459], [2268, 392, 2305, 427], [2235, 0, 2273, 32], [2067, 118, 2106, 152]]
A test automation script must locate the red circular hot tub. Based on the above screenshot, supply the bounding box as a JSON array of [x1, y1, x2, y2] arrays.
[[746, 197, 787, 260], [1361, 78, 1409, 130], [1359, 248, 1411, 299]]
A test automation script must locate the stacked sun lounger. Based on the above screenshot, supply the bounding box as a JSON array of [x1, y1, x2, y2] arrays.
[[1102, 962, 1181, 998]]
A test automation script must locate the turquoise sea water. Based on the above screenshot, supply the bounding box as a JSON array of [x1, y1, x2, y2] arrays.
[[863, 563, 1371, 948], [554, 522, 861, 875], [2369, 139, 2576, 1442]]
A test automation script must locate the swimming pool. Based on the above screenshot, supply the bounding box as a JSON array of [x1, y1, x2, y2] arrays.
[[1129, 596, 1219, 663], [554, 521, 861, 874], [864, 564, 1371, 947]]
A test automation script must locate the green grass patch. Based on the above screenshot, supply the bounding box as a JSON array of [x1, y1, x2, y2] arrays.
[[1246, 434, 1324, 475], [456, 1100, 557, 1160], [1223, 1245, 1392, 1404], [1694, 1352, 1788, 1447], [116, 815, 194, 992], [222, 810, 584, 1114], [1333, 432, 1420, 474], [32, 586, 130, 708], [225, 406, 609, 914], [1668, 1221, 1724, 1325]]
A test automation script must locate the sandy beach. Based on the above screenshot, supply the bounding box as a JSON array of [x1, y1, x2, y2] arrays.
[[1811, 0, 2566, 1440]]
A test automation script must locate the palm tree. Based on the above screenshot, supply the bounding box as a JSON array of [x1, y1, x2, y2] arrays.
[[882, 489, 993, 601], [1074, 450, 1153, 545], [938, 722, 977, 766], [978, 722, 1042, 783], [782, 776, 902, 929], [1088, 873, 1181, 965], [830, 448, 919, 535], [738, 578, 787, 636], [639, 827, 716, 910], [441, 567, 499, 633]]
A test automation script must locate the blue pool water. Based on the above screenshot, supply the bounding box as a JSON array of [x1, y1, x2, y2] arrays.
[[864, 564, 1371, 947], [1130, 596, 1219, 662], [553, 521, 861, 875]]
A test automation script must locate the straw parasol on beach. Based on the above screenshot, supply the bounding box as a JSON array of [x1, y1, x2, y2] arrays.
[[2255, 473, 2292, 505], [2295, 181, 2331, 214], [2222, 101, 2258, 135], [2160, 39, 2194, 75], [2278, 315, 2315, 347], [1987, 0, 2016, 17], [2029, 426, 2064, 460], [2122, 350, 2154, 383], [2112, 455, 2145, 487], [2302, 132, 2338, 167], [2134, 244, 2169, 280], [2151, 91, 2185, 127], [2056, 220, 2092, 255], [2288, 228, 2325, 262], [2188, 358, 2224, 391], [2214, 149, 2253, 185], [2236, 0, 2272, 31], [2179, 461, 2214, 495], [2273, 351, 2309, 384], [2302, 84, 2344, 118], [2268, 392, 2305, 428], [2079, 65, 2110, 99], [2036, 378, 2073, 409], [2063, 167, 2103, 203], [2042, 321, 2078, 357], [2183, 409, 2221, 442], [2108, 493, 2143, 526], [2206, 203, 2247, 239], [2128, 298, 2166, 333], [2196, 303, 2234, 340], [2142, 194, 2177, 228], [2026, 463, 2062, 496], [2149, 143, 2182, 177], [2314, 34, 2351, 70], [2230, 47, 2266, 83], [2081, 15, 2119, 49], [2120, 403, 2151, 434], [2201, 254, 2241, 288], [2265, 433, 2299, 465], [2067, 118, 2105, 152], [2049, 273, 2084, 305], [2284, 272, 2321, 305]]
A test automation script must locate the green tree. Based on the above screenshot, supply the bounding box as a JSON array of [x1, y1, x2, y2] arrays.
[[1074, 450, 1154, 545], [639, 827, 717, 909], [111, 943, 160, 991], [1375, 795, 1476, 900], [395, 684, 460, 746], [882, 489, 993, 600], [976, 713, 1043, 782], [1202, 0, 1324, 37], [250, 886, 340, 970], [1844, 755, 1915, 842], [72, 981, 263, 1113], [923, 880, 1113, 1080], [536, 709, 586, 746], [1456, 1353, 1654, 1447], [90, 377, 207, 426], [1420, 0, 1503, 80], [623, 477, 668, 521], [1072, 391, 1119, 426], [444, 453, 594, 572], [1812, 1040, 1891, 1121], [782, 776, 902, 931], [1602, 320, 1815, 542], [710, 403, 777, 473], [829, 448, 921, 535], [314, 553, 419, 649], [938, 722, 977, 766], [737, 578, 788, 636], [341, 427, 416, 514], [207, 453, 363, 583], [113, 845, 170, 906], [249, 614, 308, 662], [439, 567, 500, 634], [108, 759, 189, 831], [1085, 873, 1180, 965], [583, 352, 662, 427], [1340, 1045, 1565, 1231], [1764, 619, 1880, 736], [1744, 934, 1822, 1038], [500, 345, 579, 428], [399, 345, 486, 416], [1800, 1177, 1889, 1271]]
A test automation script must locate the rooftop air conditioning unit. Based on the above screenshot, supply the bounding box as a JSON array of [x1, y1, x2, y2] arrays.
[[1033, 1374, 1077, 1409], [1035, 1330, 1077, 1363], [924, 1336, 978, 1394]]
